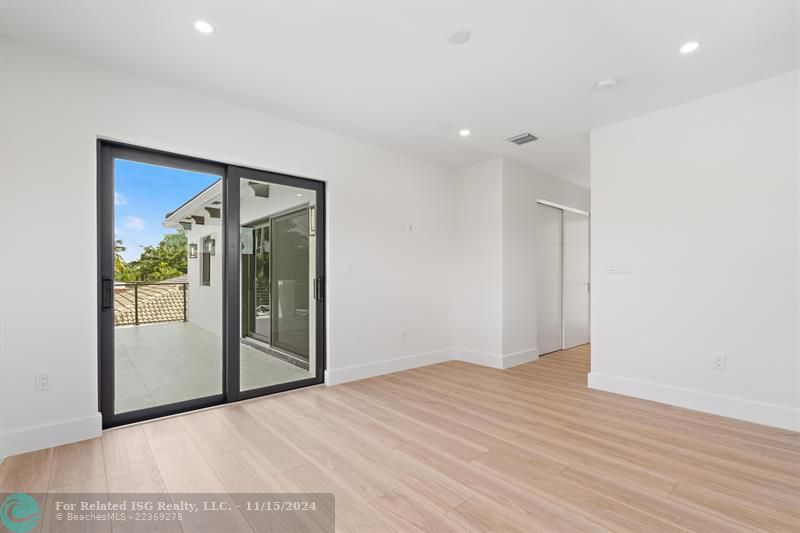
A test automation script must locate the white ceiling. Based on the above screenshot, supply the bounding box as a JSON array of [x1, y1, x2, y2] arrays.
[[1, 1, 797, 187]]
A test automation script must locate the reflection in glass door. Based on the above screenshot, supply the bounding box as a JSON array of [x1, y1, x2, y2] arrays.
[[271, 209, 310, 359], [242, 223, 272, 344], [238, 175, 319, 393]]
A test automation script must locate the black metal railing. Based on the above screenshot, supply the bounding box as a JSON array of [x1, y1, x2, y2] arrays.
[[114, 282, 188, 327]]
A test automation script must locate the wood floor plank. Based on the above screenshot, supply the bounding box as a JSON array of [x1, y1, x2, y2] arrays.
[[670, 479, 800, 531], [368, 486, 465, 533], [0, 447, 52, 471], [399, 440, 610, 532], [102, 425, 158, 479], [0, 461, 52, 493], [49, 437, 105, 491]]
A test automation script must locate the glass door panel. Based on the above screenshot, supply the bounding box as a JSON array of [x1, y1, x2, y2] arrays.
[[108, 154, 224, 418], [239, 178, 317, 392]]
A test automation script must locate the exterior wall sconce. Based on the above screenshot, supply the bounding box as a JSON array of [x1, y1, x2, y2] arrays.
[[204, 238, 216, 256], [188, 243, 198, 259]]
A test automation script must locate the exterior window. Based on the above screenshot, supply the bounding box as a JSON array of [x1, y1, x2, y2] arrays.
[[200, 237, 212, 286]]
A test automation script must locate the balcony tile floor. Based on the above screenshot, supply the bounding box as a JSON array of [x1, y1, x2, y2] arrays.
[[114, 322, 311, 413]]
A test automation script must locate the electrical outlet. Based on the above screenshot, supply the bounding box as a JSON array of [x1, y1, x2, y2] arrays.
[[35, 372, 49, 391], [713, 354, 726, 370]]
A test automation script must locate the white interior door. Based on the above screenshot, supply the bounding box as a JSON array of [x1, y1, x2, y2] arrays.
[[563, 210, 590, 348], [537, 204, 563, 355]]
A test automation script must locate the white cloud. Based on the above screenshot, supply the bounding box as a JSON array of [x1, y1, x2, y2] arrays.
[[125, 216, 145, 231], [115, 192, 127, 206]]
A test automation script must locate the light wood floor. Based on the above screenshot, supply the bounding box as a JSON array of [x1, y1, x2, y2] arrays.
[[2, 344, 799, 531]]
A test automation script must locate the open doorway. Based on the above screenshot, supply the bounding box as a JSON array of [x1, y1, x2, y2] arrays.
[[537, 200, 590, 355]]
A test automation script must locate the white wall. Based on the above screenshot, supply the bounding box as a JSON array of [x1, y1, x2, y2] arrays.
[[184, 225, 223, 336], [452, 158, 504, 362], [451, 157, 590, 368], [589, 71, 800, 430], [0, 37, 455, 455]]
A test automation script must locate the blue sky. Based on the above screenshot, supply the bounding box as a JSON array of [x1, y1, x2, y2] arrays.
[[114, 159, 220, 262]]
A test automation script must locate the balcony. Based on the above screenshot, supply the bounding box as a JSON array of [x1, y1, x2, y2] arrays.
[[113, 281, 311, 414]]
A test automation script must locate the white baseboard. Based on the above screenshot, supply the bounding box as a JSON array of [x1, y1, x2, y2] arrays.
[[588, 372, 800, 432], [326, 349, 453, 386], [326, 347, 539, 386], [454, 348, 539, 369], [454, 349, 504, 368], [1, 413, 102, 458], [500, 348, 539, 368]]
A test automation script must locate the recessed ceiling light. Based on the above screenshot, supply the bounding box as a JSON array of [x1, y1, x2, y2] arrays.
[[459, 129, 471, 137], [448, 30, 471, 45], [680, 41, 699, 54], [296, 193, 303, 197], [593, 78, 618, 90], [194, 20, 214, 34]]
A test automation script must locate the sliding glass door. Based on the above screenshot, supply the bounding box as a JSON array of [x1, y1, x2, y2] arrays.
[[99, 142, 325, 427]]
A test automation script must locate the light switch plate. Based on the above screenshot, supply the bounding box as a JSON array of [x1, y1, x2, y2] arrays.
[[607, 262, 632, 274]]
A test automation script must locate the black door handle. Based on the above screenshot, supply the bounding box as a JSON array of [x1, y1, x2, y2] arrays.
[[102, 277, 113, 310], [313, 277, 325, 302]]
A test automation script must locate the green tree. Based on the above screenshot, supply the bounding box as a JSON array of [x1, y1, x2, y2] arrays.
[[117, 230, 188, 282]]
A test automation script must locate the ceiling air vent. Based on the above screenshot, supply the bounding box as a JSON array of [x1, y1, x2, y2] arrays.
[[507, 132, 538, 146]]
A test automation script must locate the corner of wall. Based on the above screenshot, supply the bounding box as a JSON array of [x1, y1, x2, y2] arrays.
[[501, 348, 539, 368], [452, 347, 539, 369]]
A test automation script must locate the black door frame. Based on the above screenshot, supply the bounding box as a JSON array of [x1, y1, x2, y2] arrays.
[[97, 140, 326, 428]]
